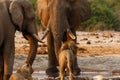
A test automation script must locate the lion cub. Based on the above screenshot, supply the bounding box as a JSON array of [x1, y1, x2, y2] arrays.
[[59, 40, 77, 80], [9, 64, 33, 80]]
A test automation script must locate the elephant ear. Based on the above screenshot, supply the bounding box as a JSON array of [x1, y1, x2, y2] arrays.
[[22, 1, 35, 19], [9, 1, 23, 30], [78, 0, 91, 22], [36, 0, 51, 27], [69, 0, 91, 25]]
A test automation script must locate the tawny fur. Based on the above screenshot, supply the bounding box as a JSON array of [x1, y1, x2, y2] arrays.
[[59, 41, 77, 80], [9, 64, 33, 80]]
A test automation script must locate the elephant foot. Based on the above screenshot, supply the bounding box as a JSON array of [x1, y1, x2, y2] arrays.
[[46, 67, 59, 77], [73, 67, 81, 76], [0, 74, 3, 80], [0, 70, 3, 80], [4, 74, 11, 80]]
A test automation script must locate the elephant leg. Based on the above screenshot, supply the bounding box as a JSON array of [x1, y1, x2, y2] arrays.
[[3, 48, 15, 80], [46, 32, 59, 77], [3, 39, 15, 80], [54, 34, 63, 61], [0, 49, 4, 80], [70, 29, 80, 76]]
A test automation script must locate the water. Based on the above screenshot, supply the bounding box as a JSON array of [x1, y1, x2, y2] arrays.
[[13, 70, 120, 80]]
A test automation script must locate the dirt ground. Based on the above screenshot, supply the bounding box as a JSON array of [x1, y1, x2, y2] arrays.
[[14, 31, 120, 79], [15, 31, 120, 56]]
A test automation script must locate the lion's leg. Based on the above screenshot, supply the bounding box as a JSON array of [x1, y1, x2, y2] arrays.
[[59, 55, 66, 80], [60, 65, 65, 80]]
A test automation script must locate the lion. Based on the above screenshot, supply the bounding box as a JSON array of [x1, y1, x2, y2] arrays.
[[9, 64, 33, 80], [59, 40, 77, 80]]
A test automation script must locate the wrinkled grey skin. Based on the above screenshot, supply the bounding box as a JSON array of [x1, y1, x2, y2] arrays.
[[37, 0, 91, 77], [0, 0, 40, 80]]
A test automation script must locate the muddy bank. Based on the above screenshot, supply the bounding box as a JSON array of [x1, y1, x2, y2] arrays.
[[14, 55, 120, 79], [14, 55, 120, 71]]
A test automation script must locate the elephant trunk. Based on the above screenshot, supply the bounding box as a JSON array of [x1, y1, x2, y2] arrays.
[[33, 34, 44, 43], [25, 34, 38, 66]]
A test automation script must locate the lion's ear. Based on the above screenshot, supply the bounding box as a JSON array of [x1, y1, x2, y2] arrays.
[[61, 42, 69, 50], [26, 64, 34, 74], [9, 1, 23, 30], [16, 67, 21, 73]]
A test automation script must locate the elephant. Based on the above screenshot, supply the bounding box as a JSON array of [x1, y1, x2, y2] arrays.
[[0, 0, 43, 80], [37, 0, 91, 77]]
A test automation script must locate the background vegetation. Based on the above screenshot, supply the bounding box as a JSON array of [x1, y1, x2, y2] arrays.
[[30, 0, 120, 31]]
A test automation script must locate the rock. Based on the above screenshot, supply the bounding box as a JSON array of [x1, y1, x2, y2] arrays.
[[37, 48, 47, 54], [92, 75, 104, 80], [86, 41, 91, 44]]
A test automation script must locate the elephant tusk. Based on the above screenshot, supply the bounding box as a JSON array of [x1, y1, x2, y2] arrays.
[[33, 34, 44, 43], [40, 28, 50, 40], [67, 29, 76, 40]]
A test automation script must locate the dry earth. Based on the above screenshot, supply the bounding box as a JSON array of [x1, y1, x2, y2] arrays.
[[14, 31, 120, 79]]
